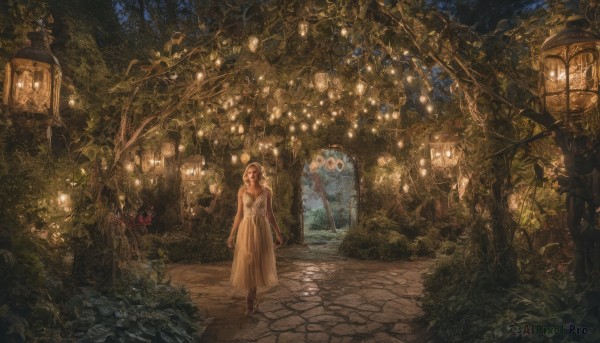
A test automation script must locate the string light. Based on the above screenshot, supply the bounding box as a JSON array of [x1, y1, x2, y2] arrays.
[[419, 94, 428, 104], [195, 71, 205, 81], [340, 27, 349, 37]]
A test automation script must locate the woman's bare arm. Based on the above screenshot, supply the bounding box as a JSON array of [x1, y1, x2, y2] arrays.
[[227, 188, 245, 248]]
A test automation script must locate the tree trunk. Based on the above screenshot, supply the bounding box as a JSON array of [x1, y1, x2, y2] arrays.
[[310, 172, 337, 233]]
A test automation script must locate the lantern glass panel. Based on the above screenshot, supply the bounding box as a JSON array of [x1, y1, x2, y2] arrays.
[[141, 150, 164, 175], [542, 40, 599, 118]]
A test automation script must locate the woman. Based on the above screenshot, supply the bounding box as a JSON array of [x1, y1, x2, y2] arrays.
[[227, 162, 284, 315]]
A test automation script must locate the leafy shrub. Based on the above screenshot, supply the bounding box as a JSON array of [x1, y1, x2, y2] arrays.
[[141, 228, 232, 263], [340, 211, 412, 260], [438, 241, 458, 255], [423, 235, 600, 343], [65, 263, 205, 342], [413, 236, 435, 257], [305, 208, 329, 231]]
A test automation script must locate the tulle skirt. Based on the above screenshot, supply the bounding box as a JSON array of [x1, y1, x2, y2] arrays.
[[230, 215, 278, 289]]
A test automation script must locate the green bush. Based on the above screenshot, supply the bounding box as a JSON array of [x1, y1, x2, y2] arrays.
[[438, 241, 458, 255], [65, 263, 206, 342], [140, 225, 232, 263], [340, 211, 412, 260], [422, 243, 600, 343], [413, 236, 435, 257], [305, 208, 329, 231]]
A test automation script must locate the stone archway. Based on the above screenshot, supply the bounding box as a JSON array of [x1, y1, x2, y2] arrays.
[[300, 145, 360, 245]]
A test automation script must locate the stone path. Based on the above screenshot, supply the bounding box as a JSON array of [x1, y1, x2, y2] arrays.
[[167, 243, 434, 343]]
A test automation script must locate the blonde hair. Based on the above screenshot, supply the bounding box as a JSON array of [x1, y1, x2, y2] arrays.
[[242, 162, 266, 187]]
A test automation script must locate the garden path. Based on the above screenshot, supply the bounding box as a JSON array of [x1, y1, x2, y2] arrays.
[[167, 243, 434, 343]]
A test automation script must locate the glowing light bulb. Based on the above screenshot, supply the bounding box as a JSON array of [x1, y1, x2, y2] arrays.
[[419, 95, 428, 104], [33, 81, 40, 89], [215, 57, 223, 67], [446, 150, 452, 158], [397, 140, 404, 148], [248, 36, 260, 52], [273, 148, 279, 156], [403, 184, 410, 193], [298, 21, 309, 37], [301, 123, 308, 132], [341, 27, 348, 37], [231, 155, 238, 164], [347, 130, 354, 138], [125, 162, 134, 173], [16, 80, 24, 88], [420, 168, 428, 177], [355, 80, 366, 96], [238, 125, 244, 134], [197, 130, 204, 137], [419, 158, 426, 166], [426, 104, 434, 113], [68, 99, 75, 107], [178, 144, 185, 152], [289, 124, 296, 133], [406, 75, 414, 83], [195, 71, 205, 81]]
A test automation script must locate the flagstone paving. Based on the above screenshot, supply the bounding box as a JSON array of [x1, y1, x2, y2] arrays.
[[167, 243, 434, 343]]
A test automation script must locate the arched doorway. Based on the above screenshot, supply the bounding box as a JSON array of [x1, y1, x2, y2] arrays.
[[301, 148, 358, 245]]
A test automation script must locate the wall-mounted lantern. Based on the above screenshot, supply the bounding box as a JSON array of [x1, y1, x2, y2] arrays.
[[3, 31, 61, 119]]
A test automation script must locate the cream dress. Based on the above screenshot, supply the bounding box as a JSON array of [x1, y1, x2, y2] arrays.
[[230, 188, 279, 289]]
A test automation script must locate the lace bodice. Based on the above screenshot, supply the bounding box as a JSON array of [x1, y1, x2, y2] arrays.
[[243, 189, 267, 217]]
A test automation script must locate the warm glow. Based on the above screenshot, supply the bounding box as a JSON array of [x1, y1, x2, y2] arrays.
[[420, 168, 428, 177], [419, 94, 428, 104], [355, 80, 367, 96], [248, 36, 260, 52], [298, 21, 309, 37], [195, 71, 205, 81], [231, 155, 238, 164]]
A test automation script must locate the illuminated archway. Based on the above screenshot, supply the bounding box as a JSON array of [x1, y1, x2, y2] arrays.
[[300, 146, 359, 245]]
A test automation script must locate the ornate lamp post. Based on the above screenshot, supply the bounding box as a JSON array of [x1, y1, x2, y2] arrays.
[[539, 17, 600, 282], [3, 30, 62, 119], [540, 17, 600, 129]]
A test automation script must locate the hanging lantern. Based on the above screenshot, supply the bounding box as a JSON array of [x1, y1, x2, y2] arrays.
[[3, 31, 62, 118], [161, 140, 176, 157], [298, 21, 309, 37], [141, 148, 164, 175], [57, 191, 71, 211], [247, 36, 260, 53], [430, 134, 460, 169], [355, 80, 367, 96], [314, 72, 329, 92], [181, 155, 204, 182], [540, 17, 600, 127]]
